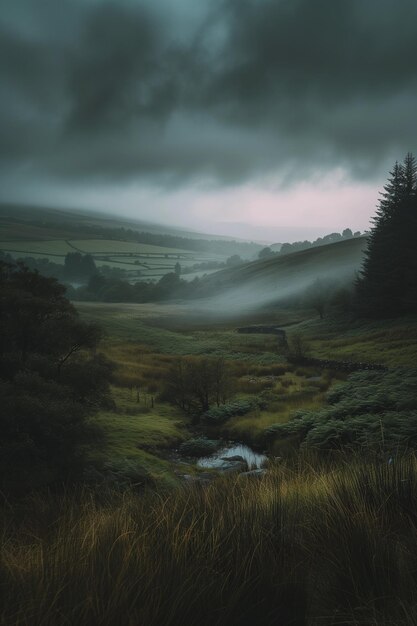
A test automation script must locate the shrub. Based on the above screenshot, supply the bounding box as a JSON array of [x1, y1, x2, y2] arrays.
[[202, 398, 267, 424], [266, 368, 417, 454], [178, 437, 221, 457]]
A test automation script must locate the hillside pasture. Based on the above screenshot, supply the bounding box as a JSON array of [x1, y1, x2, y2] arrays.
[[69, 238, 194, 256], [0, 237, 227, 280], [0, 238, 74, 259], [76, 302, 417, 459], [293, 314, 417, 367]]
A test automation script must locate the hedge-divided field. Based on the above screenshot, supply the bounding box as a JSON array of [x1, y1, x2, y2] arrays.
[[0, 238, 226, 280]]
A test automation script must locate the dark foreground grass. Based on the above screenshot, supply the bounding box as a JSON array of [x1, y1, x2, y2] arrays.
[[2, 457, 417, 625]]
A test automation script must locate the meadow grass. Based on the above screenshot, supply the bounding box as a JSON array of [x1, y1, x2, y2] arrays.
[[70, 238, 193, 255], [0, 237, 223, 275], [78, 302, 417, 367], [93, 387, 187, 452], [297, 314, 417, 367], [78, 302, 366, 464], [78, 303, 283, 359], [77, 302, 417, 474], [2, 456, 417, 625], [224, 394, 327, 442], [225, 369, 341, 442], [0, 239, 75, 255], [88, 386, 187, 485]]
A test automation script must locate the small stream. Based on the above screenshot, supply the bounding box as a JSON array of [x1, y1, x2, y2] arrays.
[[197, 443, 268, 470]]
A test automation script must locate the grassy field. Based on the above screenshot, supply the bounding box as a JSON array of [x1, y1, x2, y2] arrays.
[[73, 301, 417, 468], [4, 456, 417, 625], [77, 301, 284, 358], [0, 237, 225, 279], [89, 387, 188, 486], [296, 313, 417, 367], [78, 300, 417, 366], [0, 204, 250, 281], [73, 302, 356, 465]]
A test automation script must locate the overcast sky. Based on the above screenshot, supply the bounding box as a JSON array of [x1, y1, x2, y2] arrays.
[[1, 0, 416, 241]]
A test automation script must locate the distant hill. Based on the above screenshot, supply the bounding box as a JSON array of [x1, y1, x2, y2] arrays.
[[197, 236, 368, 313], [0, 203, 269, 283], [0, 204, 263, 257]]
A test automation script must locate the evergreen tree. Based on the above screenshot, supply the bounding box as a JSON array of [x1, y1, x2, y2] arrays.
[[357, 153, 417, 317]]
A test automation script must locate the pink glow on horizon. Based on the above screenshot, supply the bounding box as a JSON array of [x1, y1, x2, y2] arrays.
[[162, 172, 381, 241], [11, 169, 382, 243]]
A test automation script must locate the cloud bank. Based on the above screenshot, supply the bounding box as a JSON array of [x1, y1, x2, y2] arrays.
[[2, 0, 417, 183], [0, 0, 416, 237]]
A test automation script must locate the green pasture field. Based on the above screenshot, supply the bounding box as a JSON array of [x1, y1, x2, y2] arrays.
[[0, 239, 74, 258], [75, 302, 339, 459], [0, 238, 195, 258], [0, 237, 226, 278], [77, 301, 284, 359], [0, 221, 79, 240], [76, 301, 417, 466], [69, 238, 194, 256], [78, 301, 417, 367]]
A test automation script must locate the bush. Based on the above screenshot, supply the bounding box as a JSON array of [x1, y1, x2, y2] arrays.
[[266, 368, 417, 454], [202, 398, 267, 424], [178, 438, 221, 457]]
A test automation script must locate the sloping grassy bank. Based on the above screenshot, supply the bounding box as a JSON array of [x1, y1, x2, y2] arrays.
[[2, 456, 417, 626], [296, 314, 417, 367]]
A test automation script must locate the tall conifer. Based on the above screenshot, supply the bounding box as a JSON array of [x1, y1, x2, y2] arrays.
[[357, 153, 417, 316]]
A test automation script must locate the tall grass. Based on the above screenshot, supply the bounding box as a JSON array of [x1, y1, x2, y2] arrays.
[[2, 456, 417, 625]]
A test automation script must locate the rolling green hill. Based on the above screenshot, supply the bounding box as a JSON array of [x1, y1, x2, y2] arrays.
[[0, 203, 263, 280], [0, 203, 262, 253], [197, 236, 368, 312]]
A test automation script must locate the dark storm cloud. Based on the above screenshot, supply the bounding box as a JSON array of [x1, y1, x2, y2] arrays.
[[204, 0, 417, 172], [66, 4, 179, 131], [1, 0, 417, 186]]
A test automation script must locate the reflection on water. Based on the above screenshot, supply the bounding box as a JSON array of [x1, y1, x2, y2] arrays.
[[197, 443, 267, 470]]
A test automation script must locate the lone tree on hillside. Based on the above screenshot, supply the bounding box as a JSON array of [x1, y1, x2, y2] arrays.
[[356, 153, 417, 317]]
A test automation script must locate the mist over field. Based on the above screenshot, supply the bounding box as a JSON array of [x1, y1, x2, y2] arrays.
[[197, 237, 367, 315]]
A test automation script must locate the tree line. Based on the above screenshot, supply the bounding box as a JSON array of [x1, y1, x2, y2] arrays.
[[258, 228, 363, 260]]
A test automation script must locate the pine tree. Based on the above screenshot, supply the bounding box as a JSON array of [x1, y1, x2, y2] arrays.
[[357, 153, 417, 317], [377, 161, 405, 221]]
